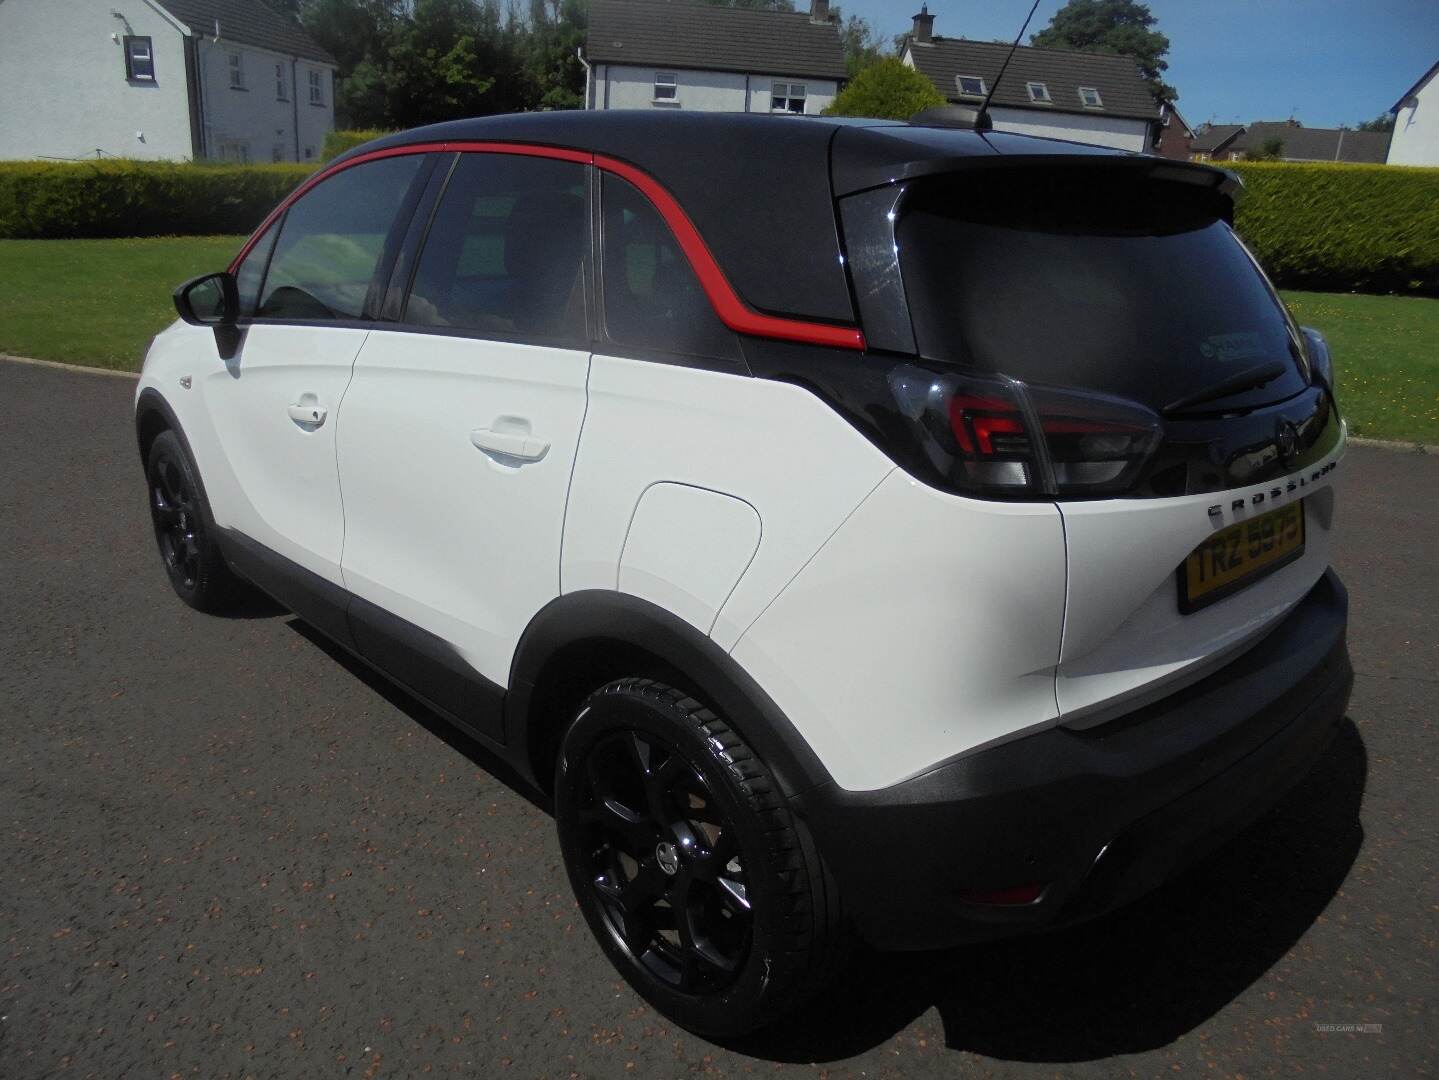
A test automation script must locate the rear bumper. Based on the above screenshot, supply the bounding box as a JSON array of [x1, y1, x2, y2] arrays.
[[797, 568, 1353, 951]]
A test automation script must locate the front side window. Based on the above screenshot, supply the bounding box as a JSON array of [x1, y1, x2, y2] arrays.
[[1026, 81, 1050, 103], [404, 154, 588, 347], [275, 63, 288, 101], [653, 72, 677, 102], [956, 75, 985, 98], [234, 224, 279, 316], [124, 36, 154, 81], [309, 69, 325, 105], [771, 82, 807, 114], [258, 155, 425, 321], [1079, 86, 1103, 108], [228, 52, 244, 89], [600, 173, 738, 362]]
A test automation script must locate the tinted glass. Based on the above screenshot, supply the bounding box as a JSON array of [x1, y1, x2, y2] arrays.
[[601, 174, 739, 362], [897, 169, 1307, 412], [233, 225, 277, 316], [404, 154, 588, 345], [258, 155, 424, 320]]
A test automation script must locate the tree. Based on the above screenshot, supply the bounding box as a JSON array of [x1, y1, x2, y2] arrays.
[[824, 57, 944, 120], [832, 8, 887, 77], [1030, 0, 1175, 103], [1357, 113, 1396, 132], [1247, 136, 1286, 161], [697, 0, 795, 9]]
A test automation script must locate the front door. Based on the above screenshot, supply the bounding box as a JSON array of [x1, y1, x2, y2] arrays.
[[336, 151, 593, 738]]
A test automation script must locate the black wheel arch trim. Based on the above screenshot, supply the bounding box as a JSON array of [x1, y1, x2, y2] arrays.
[[506, 590, 834, 800], [135, 387, 222, 535]]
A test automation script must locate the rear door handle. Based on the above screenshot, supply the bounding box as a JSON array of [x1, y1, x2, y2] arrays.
[[287, 403, 327, 426], [469, 427, 549, 463]]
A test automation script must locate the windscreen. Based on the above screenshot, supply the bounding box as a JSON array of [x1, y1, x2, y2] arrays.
[[897, 168, 1308, 413]]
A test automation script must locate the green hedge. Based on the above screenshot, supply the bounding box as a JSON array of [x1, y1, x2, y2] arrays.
[[321, 129, 393, 162], [1227, 161, 1439, 295], [0, 160, 313, 239]]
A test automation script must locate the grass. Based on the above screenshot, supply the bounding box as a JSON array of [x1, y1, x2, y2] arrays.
[[1281, 290, 1439, 445], [0, 238, 1434, 443], [0, 236, 244, 370]]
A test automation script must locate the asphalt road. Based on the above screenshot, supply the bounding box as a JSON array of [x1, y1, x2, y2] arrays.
[[2, 357, 1435, 1078]]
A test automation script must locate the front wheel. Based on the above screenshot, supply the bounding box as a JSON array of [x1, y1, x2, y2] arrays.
[[145, 429, 242, 613], [555, 678, 846, 1038]]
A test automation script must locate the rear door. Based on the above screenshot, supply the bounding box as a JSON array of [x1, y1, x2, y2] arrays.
[[335, 150, 592, 739], [895, 164, 1345, 724], [201, 153, 430, 637]]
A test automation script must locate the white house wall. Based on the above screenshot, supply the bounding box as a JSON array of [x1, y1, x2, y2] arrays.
[[1388, 69, 1439, 166], [589, 64, 838, 115], [985, 106, 1150, 152], [194, 37, 335, 163], [0, 0, 194, 161]]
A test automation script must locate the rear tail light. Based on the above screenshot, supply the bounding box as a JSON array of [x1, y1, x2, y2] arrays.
[[890, 365, 1162, 498]]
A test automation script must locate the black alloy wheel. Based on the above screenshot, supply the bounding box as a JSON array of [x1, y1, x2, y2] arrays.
[[144, 430, 241, 612], [556, 679, 846, 1037]]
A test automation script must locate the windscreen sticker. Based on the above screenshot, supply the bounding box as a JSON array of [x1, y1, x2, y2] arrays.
[[1199, 331, 1267, 363]]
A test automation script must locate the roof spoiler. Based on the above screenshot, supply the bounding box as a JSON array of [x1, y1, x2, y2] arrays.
[[909, 105, 993, 132]]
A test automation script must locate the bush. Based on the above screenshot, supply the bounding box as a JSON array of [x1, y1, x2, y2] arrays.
[[0, 160, 315, 240], [1227, 161, 1439, 295], [321, 129, 394, 162], [824, 58, 945, 121]]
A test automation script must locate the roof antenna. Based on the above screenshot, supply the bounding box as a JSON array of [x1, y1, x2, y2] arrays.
[[975, 0, 1044, 132]]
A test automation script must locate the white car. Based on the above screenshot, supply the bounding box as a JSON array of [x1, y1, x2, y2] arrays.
[[135, 113, 1353, 1037]]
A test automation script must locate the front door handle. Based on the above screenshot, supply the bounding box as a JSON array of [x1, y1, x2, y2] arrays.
[[287, 403, 327, 426], [470, 427, 549, 463]]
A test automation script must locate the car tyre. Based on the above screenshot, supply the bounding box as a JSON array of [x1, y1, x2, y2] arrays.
[[145, 429, 243, 613], [555, 677, 847, 1038]]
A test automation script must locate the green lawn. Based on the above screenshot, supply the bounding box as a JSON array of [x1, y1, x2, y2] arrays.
[[0, 238, 1434, 443], [1281, 290, 1439, 445], [0, 236, 244, 370]]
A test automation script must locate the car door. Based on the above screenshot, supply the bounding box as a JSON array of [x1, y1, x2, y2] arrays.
[[204, 153, 432, 639], [335, 150, 593, 739]]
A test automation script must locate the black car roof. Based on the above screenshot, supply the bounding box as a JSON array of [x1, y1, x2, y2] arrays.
[[343, 112, 1201, 327]]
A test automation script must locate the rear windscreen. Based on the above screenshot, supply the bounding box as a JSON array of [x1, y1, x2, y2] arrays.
[[897, 169, 1308, 412]]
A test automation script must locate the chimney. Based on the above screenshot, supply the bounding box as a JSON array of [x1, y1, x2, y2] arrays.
[[912, 4, 934, 45], [809, 0, 831, 24]]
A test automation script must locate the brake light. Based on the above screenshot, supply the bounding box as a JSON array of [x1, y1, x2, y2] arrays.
[[890, 365, 1163, 498]]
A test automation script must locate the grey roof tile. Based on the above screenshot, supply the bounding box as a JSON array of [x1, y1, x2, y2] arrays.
[[160, 0, 335, 64], [587, 0, 847, 81]]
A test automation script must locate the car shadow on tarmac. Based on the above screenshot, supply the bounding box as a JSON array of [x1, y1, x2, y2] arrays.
[[736, 718, 1367, 1064], [285, 614, 1365, 1066]]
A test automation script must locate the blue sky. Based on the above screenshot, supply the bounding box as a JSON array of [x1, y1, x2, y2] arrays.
[[839, 0, 1439, 129]]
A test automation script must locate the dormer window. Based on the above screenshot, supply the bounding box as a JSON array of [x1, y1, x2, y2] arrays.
[[1026, 81, 1050, 103], [956, 75, 986, 98], [1078, 86, 1103, 108]]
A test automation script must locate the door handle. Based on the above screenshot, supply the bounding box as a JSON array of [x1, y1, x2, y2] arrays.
[[287, 403, 327, 426], [469, 427, 550, 463]]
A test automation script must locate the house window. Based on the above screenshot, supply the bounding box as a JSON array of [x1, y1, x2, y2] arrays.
[[123, 36, 154, 81], [1026, 81, 1050, 103], [276, 63, 288, 101], [220, 141, 250, 164], [653, 72, 677, 103], [956, 75, 986, 98], [272, 143, 286, 163], [228, 52, 244, 89], [309, 69, 325, 105], [771, 82, 807, 114], [1078, 86, 1103, 108]]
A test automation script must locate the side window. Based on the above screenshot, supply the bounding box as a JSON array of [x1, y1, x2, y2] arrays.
[[123, 36, 154, 82], [404, 153, 588, 347], [258, 155, 424, 321], [599, 173, 738, 362], [233, 224, 279, 316]]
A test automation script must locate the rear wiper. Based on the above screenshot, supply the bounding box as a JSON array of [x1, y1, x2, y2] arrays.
[[1163, 360, 1288, 415]]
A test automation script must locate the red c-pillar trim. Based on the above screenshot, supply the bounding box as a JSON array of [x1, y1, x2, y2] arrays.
[[229, 140, 866, 353]]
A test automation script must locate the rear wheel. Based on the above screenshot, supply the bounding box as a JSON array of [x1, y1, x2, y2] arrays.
[[555, 678, 845, 1037], [146, 429, 241, 613]]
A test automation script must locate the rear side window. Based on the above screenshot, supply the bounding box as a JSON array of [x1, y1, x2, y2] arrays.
[[258, 154, 424, 321], [897, 169, 1308, 413], [404, 153, 589, 346], [600, 174, 739, 363]]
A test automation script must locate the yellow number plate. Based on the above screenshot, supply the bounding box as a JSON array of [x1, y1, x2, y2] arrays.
[[1180, 500, 1306, 613]]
